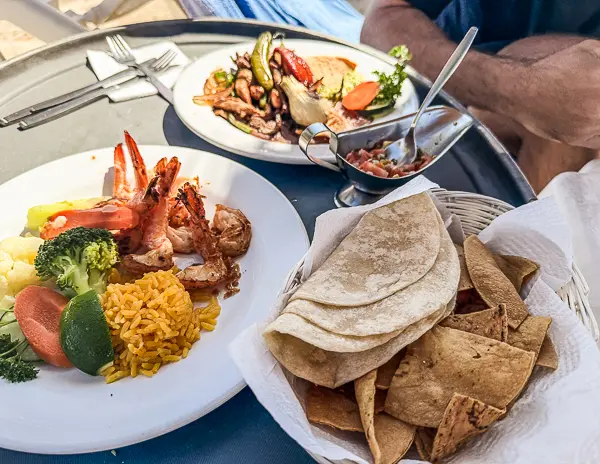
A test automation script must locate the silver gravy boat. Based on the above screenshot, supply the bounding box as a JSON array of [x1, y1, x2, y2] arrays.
[[299, 106, 474, 207]]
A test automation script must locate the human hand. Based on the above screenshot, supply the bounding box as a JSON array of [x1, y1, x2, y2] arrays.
[[518, 39, 600, 149]]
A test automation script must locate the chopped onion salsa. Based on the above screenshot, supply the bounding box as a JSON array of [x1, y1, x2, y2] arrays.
[[345, 141, 433, 178]]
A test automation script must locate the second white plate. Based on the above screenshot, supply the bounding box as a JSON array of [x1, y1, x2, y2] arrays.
[[173, 39, 419, 165]]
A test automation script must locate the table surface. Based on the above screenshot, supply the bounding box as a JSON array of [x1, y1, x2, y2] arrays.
[[0, 18, 534, 464]]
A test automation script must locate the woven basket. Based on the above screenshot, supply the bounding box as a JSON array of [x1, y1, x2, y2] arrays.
[[299, 188, 598, 464]]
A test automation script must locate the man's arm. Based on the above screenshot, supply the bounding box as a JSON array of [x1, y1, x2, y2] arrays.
[[361, 0, 527, 115], [361, 0, 600, 149]]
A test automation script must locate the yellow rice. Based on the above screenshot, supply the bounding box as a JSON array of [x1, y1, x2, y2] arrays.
[[100, 270, 221, 384]]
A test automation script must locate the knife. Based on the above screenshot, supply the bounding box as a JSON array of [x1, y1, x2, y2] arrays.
[[0, 67, 140, 127], [18, 79, 140, 130], [136, 60, 174, 105]]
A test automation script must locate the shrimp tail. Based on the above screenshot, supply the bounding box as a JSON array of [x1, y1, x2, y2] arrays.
[[124, 131, 148, 190], [113, 143, 131, 199]]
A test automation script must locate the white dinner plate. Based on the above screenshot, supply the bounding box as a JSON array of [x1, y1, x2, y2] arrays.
[[0, 146, 309, 454], [173, 39, 419, 164]]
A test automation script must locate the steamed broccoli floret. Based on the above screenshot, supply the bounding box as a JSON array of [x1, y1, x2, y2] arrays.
[[34, 227, 118, 296]]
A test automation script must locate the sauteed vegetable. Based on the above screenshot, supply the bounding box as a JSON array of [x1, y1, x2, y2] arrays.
[[194, 33, 412, 143]]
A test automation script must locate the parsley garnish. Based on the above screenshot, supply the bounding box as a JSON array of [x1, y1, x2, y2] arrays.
[[372, 45, 412, 106]]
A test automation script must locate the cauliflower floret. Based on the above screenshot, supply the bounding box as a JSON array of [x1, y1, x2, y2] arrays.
[[0, 250, 13, 277], [0, 276, 8, 301], [0, 237, 44, 296], [7, 261, 40, 295], [0, 236, 44, 265]]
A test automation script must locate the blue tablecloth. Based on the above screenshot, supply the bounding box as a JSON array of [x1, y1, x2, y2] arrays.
[[0, 389, 314, 463], [178, 0, 364, 42]]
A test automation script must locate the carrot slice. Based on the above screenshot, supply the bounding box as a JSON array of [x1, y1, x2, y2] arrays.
[[342, 81, 380, 111], [40, 206, 139, 240], [14, 286, 71, 368]]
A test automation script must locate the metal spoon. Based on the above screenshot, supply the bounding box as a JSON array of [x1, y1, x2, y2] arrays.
[[384, 26, 478, 165]]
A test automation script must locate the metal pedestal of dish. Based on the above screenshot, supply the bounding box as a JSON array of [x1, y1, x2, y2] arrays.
[[334, 181, 384, 207]]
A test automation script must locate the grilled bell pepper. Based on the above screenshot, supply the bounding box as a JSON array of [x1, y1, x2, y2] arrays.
[[228, 113, 253, 134], [275, 47, 313, 87], [251, 32, 274, 91]]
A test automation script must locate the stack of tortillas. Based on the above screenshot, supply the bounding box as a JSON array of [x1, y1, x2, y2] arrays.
[[264, 192, 460, 388]]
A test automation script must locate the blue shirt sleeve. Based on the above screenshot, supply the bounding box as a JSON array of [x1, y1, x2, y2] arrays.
[[405, 0, 452, 19]]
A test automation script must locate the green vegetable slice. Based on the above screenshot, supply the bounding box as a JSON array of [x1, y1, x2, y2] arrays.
[[251, 31, 274, 91], [60, 290, 114, 376]]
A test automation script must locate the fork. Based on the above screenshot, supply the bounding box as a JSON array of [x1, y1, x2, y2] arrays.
[[106, 34, 177, 104], [19, 52, 176, 130]]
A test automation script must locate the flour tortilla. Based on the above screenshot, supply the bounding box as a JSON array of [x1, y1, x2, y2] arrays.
[[430, 393, 505, 462], [264, 298, 454, 388], [440, 305, 508, 341], [291, 193, 441, 307], [455, 244, 474, 292], [284, 214, 458, 336], [384, 326, 535, 427], [264, 313, 402, 353], [464, 235, 529, 328], [306, 384, 363, 432], [304, 56, 357, 91]]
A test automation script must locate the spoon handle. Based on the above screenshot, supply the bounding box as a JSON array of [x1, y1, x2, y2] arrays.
[[409, 26, 478, 131]]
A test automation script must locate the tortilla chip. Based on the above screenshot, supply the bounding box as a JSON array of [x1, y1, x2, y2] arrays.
[[375, 389, 387, 413], [355, 370, 381, 462], [455, 244, 474, 291], [373, 414, 416, 464], [493, 254, 539, 292], [536, 335, 559, 370], [464, 235, 529, 328], [430, 393, 505, 462], [507, 316, 552, 363], [291, 193, 442, 307], [440, 305, 508, 341], [375, 351, 404, 390], [384, 326, 535, 427], [414, 427, 435, 461], [306, 384, 363, 432]]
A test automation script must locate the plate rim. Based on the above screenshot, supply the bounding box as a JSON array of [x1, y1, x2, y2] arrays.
[[0, 145, 310, 454]]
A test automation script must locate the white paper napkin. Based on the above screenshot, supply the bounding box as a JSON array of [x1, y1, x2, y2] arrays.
[[86, 41, 190, 102], [540, 159, 600, 328], [229, 176, 600, 464]]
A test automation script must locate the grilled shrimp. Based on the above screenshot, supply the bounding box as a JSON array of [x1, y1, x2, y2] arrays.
[[124, 130, 148, 190], [175, 183, 239, 292], [112, 143, 132, 200], [212, 205, 252, 257], [121, 157, 181, 274]]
